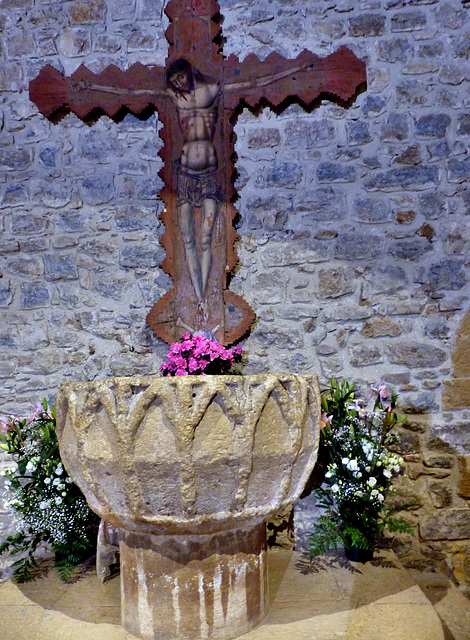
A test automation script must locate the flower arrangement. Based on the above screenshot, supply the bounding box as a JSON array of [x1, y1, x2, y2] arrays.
[[160, 332, 242, 376], [0, 400, 99, 582], [309, 377, 414, 560]]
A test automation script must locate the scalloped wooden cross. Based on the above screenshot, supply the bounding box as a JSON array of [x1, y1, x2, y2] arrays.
[[29, 0, 366, 345]]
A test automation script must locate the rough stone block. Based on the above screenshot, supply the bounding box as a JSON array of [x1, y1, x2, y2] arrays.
[[58, 28, 91, 57], [428, 482, 453, 509], [0, 148, 32, 171], [255, 162, 302, 188], [245, 195, 290, 231], [120, 245, 163, 268], [334, 234, 384, 260], [114, 206, 156, 231], [1, 183, 28, 206], [5, 256, 43, 276], [420, 508, 470, 541], [43, 254, 78, 281], [391, 11, 426, 32], [416, 114, 451, 138], [364, 166, 438, 190], [438, 64, 465, 85], [0, 283, 14, 307], [349, 343, 383, 366], [362, 94, 386, 116], [246, 128, 281, 149], [388, 341, 447, 368], [127, 29, 156, 52], [19, 283, 51, 308], [428, 260, 466, 291], [348, 13, 385, 37], [295, 187, 347, 222], [56, 211, 86, 234], [39, 147, 57, 168], [448, 157, 470, 183], [67, 0, 107, 24], [456, 113, 470, 136], [80, 130, 121, 162], [346, 120, 371, 145], [423, 454, 455, 470], [396, 78, 428, 106], [317, 267, 356, 299], [361, 317, 402, 338], [453, 336, 470, 378], [380, 113, 410, 141], [317, 162, 356, 183], [442, 379, 470, 410], [352, 196, 392, 223], [81, 173, 115, 205], [285, 119, 335, 149], [418, 191, 448, 219], [389, 239, 431, 261], [377, 37, 413, 62], [458, 456, 470, 499]]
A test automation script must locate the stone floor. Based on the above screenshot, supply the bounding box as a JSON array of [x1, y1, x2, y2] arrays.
[[0, 548, 468, 640]]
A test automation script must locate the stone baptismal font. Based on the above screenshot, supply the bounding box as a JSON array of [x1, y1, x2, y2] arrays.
[[56, 373, 321, 639]]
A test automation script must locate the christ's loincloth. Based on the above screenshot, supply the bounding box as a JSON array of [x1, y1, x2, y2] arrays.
[[176, 165, 223, 208]]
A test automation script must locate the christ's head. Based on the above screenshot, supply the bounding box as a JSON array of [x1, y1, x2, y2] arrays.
[[167, 58, 194, 94]]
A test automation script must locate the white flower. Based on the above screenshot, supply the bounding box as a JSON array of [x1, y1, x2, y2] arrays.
[[55, 497, 62, 505], [347, 459, 358, 472], [331, 484, 340, 493], [341, 457, 350, 466], [61, 492, 67, 497], [4, 479, 11, 487], [355, 490, 363, 497], [25, 461, 36, 473], [65, 477, 73, 484], [44, 477, 51, 485], [377, 493, 384, 501], [371, 489, 379, 497], [39, 501, 48, 510], [354, 471, 362, 479], [365, 466, 371, 473], [367, 477, 377, 487], [55, 466, 63, 476], [53, 478, 60, 486], [325, 471, 333, 479], [383, 469, 392, 478]]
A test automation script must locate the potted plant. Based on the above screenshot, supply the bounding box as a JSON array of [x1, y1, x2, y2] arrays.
[[0, 400, 99, 582], [308, 377, 414, 563]]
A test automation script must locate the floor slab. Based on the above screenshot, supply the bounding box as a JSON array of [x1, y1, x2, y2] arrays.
[[0, 549, 447, 640]]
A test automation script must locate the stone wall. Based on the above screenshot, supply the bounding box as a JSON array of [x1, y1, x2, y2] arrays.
[[1, 0, 470, 589]]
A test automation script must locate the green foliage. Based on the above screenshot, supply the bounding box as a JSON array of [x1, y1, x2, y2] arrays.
[[0, 401, 99, 582], [309, 378, 414, 558]]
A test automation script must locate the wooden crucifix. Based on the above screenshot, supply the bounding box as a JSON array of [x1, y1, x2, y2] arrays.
[[29, 0, 366, 346]]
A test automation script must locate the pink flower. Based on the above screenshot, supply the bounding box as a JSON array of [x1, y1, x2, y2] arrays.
[[160, 334, 243, 377], [371, 379, 388, 407], [0, 415, 16, 432], [188, 358, 200, 373], [321, 412, 333, 426]]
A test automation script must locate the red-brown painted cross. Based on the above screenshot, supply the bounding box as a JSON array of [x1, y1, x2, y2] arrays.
[[29, 0, 366, 346]]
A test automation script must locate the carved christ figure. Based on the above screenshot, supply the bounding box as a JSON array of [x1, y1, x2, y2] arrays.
[[29, 0, 366, 345], [166, 58, 221, 321]]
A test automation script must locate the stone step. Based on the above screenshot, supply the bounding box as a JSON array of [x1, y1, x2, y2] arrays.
[[0, 548, 461, 640]]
